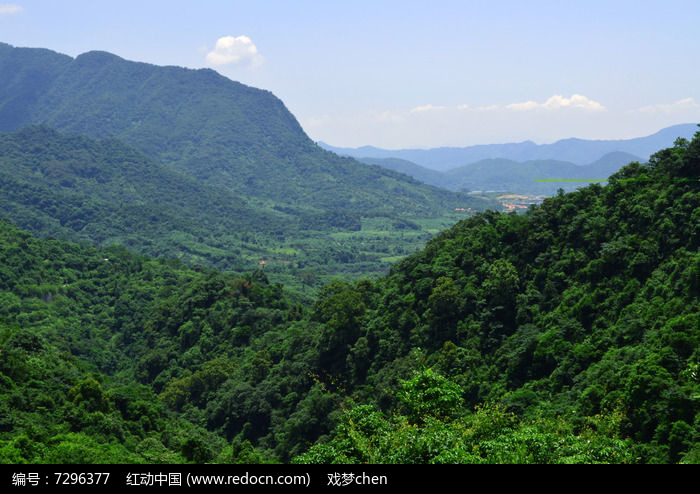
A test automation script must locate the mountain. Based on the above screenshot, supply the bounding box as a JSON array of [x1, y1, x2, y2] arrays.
[[586, 151, 646, 180], [0, 42, 483, 218], [320, 123, 698, 170], [0, 125, 498, 288]]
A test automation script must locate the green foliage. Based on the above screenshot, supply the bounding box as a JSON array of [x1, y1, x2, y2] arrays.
[[398, 369, 464, 424], [297, 132, 699, 463], [295, 376, 634, 464]]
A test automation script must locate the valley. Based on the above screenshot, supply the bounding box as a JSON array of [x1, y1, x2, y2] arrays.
[[0, 39, 697, 466]]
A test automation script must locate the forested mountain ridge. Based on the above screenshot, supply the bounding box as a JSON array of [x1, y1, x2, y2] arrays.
[[298, 132, 700, 463], [0, 125, 496, 289], [0, 42, 484, 218], [1, 131, 698, 463], [0, 220, 274, 463]]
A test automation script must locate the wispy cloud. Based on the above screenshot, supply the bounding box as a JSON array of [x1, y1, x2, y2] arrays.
[[205, 35, 264, 68], [506, 94, 606, 111], [0, 4, 22, 15], [410, 104, 447, 114], [475, 104, 501, 112], [636, 97, 699, 114], [303, 94, 620, 148], [405, 95, 606, 115]]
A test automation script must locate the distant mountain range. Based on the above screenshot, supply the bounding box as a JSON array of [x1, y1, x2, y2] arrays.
[[321, 123, 698, 171], [359, 151, 643, 194]]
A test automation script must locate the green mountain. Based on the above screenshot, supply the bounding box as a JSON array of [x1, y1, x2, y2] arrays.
[[0, 125, 292, 270], [1, 132, 698, 464], [0, 42, 483, 218], [297, 130, 700, 464], [321, 123, 698, 170], [0, 125, 494, 290], [0, 42, 501, 289], [0, 219, 293, 463]]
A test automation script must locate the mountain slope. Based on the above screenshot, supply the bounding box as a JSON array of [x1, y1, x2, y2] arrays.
[[0, 42, 502, 287], [299, 134, 700, 463], [357, 156, 454, 190], [0, 125, 291, 269], [0, 43, 72, 132], [321, 123, 698, 170]]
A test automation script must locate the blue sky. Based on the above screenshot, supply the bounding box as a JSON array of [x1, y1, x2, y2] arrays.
[[2, 0, 699, 148]]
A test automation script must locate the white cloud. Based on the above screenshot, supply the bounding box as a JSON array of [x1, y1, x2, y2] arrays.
[[506, 94, 606, 111], [505, 100, 539, 111], [205, 35, 264, 68], [410, 104, 447, 114], [0, 4, 22, 15], [636, 97, 699, 114], [302, 96, 638, 148]]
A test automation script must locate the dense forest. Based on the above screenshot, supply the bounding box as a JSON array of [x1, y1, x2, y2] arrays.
[[1, 131, 697, 464]]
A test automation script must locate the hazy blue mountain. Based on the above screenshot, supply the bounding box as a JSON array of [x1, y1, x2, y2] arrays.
[[357, 152, 641, 195], [445, 151, 642, 194], [320, 124, 697, 170], [584, 151, 645, 180]]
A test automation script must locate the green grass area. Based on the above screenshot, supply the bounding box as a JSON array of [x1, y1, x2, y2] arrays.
[[380, 255, 406, 263]]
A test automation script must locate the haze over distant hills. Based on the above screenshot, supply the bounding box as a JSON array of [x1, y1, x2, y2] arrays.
[[321, 123, 698, 171], [359, 151, 644, 195]]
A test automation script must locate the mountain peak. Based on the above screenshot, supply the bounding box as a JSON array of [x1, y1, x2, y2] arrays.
[[74, 50, 125, 65]]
